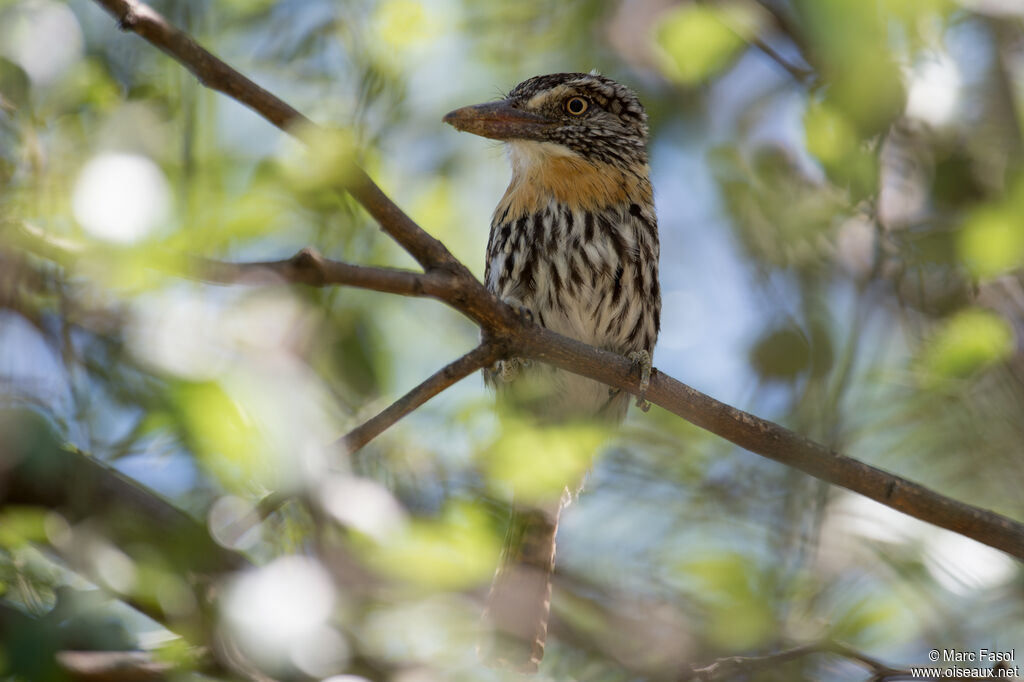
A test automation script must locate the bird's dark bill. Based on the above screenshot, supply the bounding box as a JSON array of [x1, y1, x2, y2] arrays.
[[443, 100, 552, 141]]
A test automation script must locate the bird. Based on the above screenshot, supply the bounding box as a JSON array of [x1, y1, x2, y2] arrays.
[[443, 72, 661, 673]]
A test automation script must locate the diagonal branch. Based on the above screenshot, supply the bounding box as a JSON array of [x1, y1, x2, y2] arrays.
[[695, 0, 814, 85], [95, 1, 308, 131], [90, 0, 465, 274], [747, 34, 814, 84], [679, 639, 921, 681], [337, 343, 501, 454], [85, 0, 1024, 563], [0, 412, 250, 577], [514, 325, 1024, 561], [753, 0, 816, 72]]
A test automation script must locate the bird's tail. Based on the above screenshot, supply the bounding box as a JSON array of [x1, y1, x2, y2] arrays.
[[480, 504, 562, 673]]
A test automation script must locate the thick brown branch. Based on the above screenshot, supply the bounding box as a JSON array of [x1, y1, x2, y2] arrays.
[[87, 0, 1024, 562], [515, 325, 1024, 561], [13, 223, 450, 301], [345, 167, 469, 273], [337, 343, 501, 453]]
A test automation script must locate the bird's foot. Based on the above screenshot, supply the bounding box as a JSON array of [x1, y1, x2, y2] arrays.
[[502, 298, 535, 326], [499, 358, 520, 382], [495, 357, 531, 382], [628, 350, 652, 412], [492, 300, 534, 382]]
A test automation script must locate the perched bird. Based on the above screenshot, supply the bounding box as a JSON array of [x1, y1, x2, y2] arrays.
[[444, 72, 661, 672]]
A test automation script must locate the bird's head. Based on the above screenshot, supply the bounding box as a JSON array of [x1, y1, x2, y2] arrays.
[[443, 72, 649, 171]]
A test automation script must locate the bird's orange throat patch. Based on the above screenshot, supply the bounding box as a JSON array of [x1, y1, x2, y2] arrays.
[[497, 141, 651, 217]]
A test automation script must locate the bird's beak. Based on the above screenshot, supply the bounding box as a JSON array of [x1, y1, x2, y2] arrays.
[[443, 100, 552, 141]]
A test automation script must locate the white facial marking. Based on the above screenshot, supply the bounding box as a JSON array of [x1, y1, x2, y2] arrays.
[[507, 140, 579, 173], [525, 84, 572, 110]]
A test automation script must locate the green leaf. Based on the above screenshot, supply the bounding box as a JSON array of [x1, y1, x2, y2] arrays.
[[0, 507, 48, 548], [796, 0, 905, 136], [172, 381, 269, 489], [280, 124, 359, 193], [958, 206, 1024, 279], [485, 418, 606, 504], [363, 502, 500, 589], [678, 552, 774, 650], [0, 57, 30, 111], [750, 325, 811, 382], [804, 99, 879, 198], [918, 309, 1014, 385], [654, 3, 760, 85], [804, 101, 856, 165]]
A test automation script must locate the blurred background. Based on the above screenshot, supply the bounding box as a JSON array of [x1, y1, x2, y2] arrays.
[[1, 0, 1023, 679]]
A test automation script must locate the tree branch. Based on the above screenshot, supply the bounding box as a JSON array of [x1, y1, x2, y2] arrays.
[[0, 602, 177, 681], [515, 327, 1024, 561], [85, 0, 1024, 562], [748, 34, 814, 84], [0, 410, 250, 576], [197, 247, 445, 298], [753, 0, 816, 72], [55, 651, 171, 682], [695, 0, 814, 85], [0, 411, 245, 670], [95, 0, 309, 132], [679, 640, 921, 681], [337, 343, 501, 454], [91, 0, 466, 274]]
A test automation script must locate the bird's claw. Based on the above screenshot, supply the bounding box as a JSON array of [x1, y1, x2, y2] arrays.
[[495, 356, 532, 382], [628, 350, 652, 412], [515, 305, 535, 325], [501, 297, 535, 326], [498, 357, 521, 382]]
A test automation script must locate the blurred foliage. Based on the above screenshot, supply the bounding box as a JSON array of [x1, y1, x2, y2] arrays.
[[1, 0, 1024, 681], [655, 3, 761, 85]]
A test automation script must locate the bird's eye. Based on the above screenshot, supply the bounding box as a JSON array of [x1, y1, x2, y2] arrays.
[[565, 97, 588, 116]]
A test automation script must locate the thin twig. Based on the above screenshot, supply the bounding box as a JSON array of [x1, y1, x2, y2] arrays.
[[824, 641, 923, 680], [55, 650, 171, 682], [198, 247, 445, 297], [337, 343, 501, 453], [679, 640, 923, 681], [213, 490, 291, 548], [12, 224, 449, 300], [754, 0, 815, 66], [695, 0, 814, 84], [749, 34, 814, 84], [679, 643, 820, 680]]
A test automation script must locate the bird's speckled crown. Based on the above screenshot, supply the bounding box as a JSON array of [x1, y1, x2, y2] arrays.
[[504, 72, 649, 168]]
